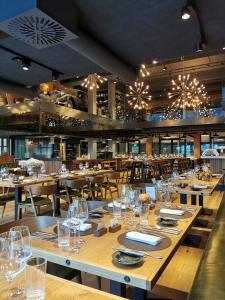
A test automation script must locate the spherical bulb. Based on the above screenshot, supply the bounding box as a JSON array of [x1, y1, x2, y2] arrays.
[[181, 5, 191, 20]]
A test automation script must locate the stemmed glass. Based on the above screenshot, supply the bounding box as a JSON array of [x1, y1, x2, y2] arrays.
[[9, 226, 32, 298], [79, 163, 84, 171], [0, 231, 25, 299]]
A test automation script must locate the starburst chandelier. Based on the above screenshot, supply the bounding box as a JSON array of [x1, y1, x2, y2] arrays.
[[81, 73, 107, 90], [126, 80, 152, 110], [168, 74, 208, 110]]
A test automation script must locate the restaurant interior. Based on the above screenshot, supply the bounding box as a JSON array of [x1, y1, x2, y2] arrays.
[[0, 0, 225, 299]]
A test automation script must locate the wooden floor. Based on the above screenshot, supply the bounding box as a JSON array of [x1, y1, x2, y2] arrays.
[[1, 184, 224, 300]]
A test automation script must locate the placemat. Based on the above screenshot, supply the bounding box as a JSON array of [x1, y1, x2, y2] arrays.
[[117, 231, 171, 251], [154, 208, 193, 219], [53, 221, 97, 236]]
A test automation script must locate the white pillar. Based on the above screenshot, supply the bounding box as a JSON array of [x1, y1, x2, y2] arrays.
[[88, 138, 97, 159], [108, 81, 116, 119], [88, 75, 97, 114], [87, 75, 97, 158]]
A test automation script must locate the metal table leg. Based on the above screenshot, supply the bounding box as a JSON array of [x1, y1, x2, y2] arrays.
[[15, 186, 22, 220], [199, 195, 203, 206], [110, 280, 126, 297], [180, 194, 187, 204], [55, 181, 61, 216], [191, 195, 197, 205]]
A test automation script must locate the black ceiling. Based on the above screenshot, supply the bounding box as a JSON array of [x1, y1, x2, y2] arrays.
[[0, 0, 225, 87]]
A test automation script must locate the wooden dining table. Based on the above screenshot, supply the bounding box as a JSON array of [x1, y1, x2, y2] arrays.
[[5, 204, 201, 299], [0, 169, 112, 220], [157, 175, 222, 207]]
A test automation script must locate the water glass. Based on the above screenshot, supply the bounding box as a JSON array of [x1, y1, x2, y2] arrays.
[[10, 225, 32, 262], [57, 220, 70, 248], [25, 257, 47, 300], [140, 203, 150, 226], [113, 199, 122, 218]]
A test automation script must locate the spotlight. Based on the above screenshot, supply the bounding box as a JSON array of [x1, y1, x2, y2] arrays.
[[181, 5, 191, 20], [22, 58, 30, 71], [52, 71, 60, 81], [223, 47, 225, 50], [195, 41, 206, 52], [152, 60, 158, 65], [162, 65, 167, 71]]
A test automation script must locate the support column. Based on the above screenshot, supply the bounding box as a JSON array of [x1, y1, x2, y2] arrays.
[[146, 137, 153, 155], [88, 138, 97, 159], [194, 132, 201, 158], [107, 81, 116, 157], [87, 75, 97, 158], [108, 81, 116, 119], [88, 75, 97, 114]]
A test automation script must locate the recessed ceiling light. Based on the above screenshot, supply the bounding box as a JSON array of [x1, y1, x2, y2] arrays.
[[152, 60, 158, 65], [162, 65, 167, 71], [181, 5, 191, 20], [22, 58, 30, 71], [223, 47, 225, 50]]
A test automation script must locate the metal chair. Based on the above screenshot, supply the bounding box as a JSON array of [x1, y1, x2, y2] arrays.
[[18, 183, 57, 218]]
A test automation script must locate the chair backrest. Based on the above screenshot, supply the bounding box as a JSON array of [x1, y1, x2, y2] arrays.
[[65, 178, 87, 189], [88, 175, 105, 184], [106, 172, 120, 180], [29, 183, 57, 196], [87, 200, 107, 211]]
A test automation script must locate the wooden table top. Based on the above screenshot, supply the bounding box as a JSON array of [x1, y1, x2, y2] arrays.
[[0, 273, 124, 300], [0, 169, 112, 188], [29, 206, 201, 291], [157, 175, 222, 196]]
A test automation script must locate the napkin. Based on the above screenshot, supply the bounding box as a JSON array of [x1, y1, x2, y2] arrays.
[[160, 208, 185, 216], [63, 219, 92, 231], [192, 184, 208, 189], [108, 202, 126, 209], [126, 231, 162, 246], [80, 223, 92, 231]]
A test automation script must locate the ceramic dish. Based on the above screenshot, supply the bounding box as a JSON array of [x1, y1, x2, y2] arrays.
[[112, 251, 143, 266]]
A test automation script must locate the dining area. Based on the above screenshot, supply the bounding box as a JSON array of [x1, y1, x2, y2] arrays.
[[0, 155, 223, 300]]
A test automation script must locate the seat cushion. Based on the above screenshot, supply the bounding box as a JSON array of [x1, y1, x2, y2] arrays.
[[20, 197, 52, 206]]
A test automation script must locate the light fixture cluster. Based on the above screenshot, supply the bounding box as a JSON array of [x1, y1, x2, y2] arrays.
[[168, 74, 207, 110], [161, 73, 214, 120], [126, 80, 152, 110], [81, 73, 107, 90], [139, 64, 150, 78]]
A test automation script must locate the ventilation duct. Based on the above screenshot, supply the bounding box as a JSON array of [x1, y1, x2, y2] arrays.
[[0, 0, 136, 82]]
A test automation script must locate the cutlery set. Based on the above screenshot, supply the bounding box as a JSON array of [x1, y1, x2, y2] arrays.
[[112, 247, 163, 259]]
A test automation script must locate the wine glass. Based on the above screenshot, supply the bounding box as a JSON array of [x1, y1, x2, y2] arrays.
[[0, 231, 25, 299], [79, 163, 83, 171], [85, 162, 89, 170]]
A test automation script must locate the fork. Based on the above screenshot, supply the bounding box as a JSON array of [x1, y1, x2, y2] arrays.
[[112, 247, 163, 259]]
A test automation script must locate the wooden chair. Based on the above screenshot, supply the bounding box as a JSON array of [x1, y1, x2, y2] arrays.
[[64, 178, 89, 203], [129, 161, 145, 183], [103, 172, 120, 199], [0, 189, 15, 218], [87, 175, 105, 200], [18, 183, 57, 218]]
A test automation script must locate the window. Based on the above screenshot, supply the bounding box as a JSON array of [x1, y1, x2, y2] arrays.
[[0, 138, 9, 155]]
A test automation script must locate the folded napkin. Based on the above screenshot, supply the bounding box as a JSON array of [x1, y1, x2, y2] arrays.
[[126, 231, 162, 246], [160, 208, 184, 216], [80, 223, 92, 231], [108, 202, 126, 210], [63, 219, 92, 231], [192, 184, 208, 189]]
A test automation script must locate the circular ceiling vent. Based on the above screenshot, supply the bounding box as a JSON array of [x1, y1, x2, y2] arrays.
[[8, 16, 66, 48]]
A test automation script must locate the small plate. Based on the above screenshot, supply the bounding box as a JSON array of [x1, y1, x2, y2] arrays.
[[112, 251, 143, 266], [157, 216, 177, 226], [88, 212, 103, 219]]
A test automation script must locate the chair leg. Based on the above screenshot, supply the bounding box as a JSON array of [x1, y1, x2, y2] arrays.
[[1, 203, 6, 218], [77, 271, 82, 284], [17, 205, 21, 219]]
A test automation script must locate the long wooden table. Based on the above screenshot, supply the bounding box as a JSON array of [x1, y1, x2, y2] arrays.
[[0, 169, 111, 220], [26, 206, 201, 299], [157, 175, 222, 206], [0, 273, 124, 300]]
